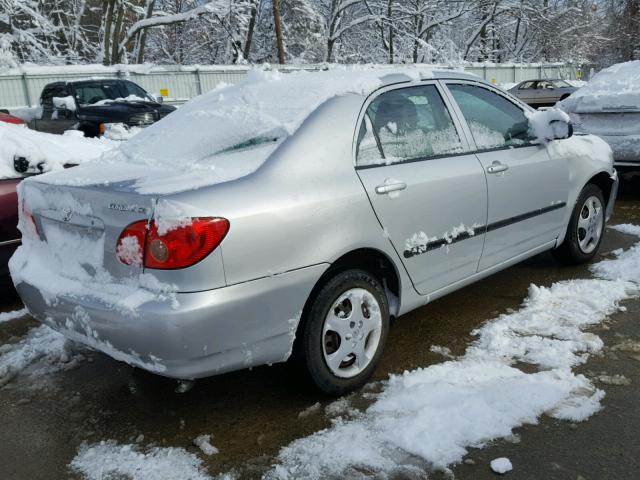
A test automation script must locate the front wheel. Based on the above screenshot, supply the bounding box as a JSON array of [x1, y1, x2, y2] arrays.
[[299, 269, 389, 396], [553, 184, 605, 265]]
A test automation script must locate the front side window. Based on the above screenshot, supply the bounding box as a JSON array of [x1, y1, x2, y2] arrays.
[[519, 81, 535, 90], [448, 83, 536, 150], [356, 84, 464, 166]]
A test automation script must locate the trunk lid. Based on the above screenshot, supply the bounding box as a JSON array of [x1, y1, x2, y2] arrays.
[[23, 179, 155, 282]]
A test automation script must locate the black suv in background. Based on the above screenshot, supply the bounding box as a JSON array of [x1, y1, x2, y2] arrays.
[[30, 79, 176, 136]]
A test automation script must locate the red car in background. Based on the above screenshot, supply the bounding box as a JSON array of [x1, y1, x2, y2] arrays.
[[0, 111, 27, 126], [0, 177, 20, 287], [1, 113, 28, 287]]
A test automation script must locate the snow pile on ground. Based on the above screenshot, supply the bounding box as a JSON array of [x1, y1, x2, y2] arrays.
[[0, 123, 118, 179], [0, 307, 28, 324], [28, 66, 433, 195], [0, 324, 78, 388], [70, 441, 223, 480], [490, 457, 513, 474], [559, 61, 640, 113], [193, 435, 219, 456], [610, 223, 640, 237], [266, 236, 640, 479]]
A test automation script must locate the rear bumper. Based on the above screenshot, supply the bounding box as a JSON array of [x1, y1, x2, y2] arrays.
[[17, 264, 327, 379]]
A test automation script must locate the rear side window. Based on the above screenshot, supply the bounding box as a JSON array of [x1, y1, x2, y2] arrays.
[[356, 84, 464, 166], [519, 81, 535, 90], [448, 84, 536, 150]]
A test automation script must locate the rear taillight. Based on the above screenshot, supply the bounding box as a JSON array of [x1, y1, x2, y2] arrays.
[[116, 217, 229, 270]]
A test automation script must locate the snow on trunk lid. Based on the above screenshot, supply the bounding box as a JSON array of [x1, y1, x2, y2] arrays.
[[10, 179, 178, 313]]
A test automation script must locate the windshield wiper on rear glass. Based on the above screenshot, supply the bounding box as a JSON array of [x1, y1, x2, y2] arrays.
[[214, 136, 280, 155]]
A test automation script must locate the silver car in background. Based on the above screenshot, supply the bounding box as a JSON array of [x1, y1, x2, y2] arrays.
[[509, 79, 577, 107], [12, 68, 617, 395]]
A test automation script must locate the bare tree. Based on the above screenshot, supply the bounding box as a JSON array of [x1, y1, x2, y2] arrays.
[[273, 0, 285, 63]]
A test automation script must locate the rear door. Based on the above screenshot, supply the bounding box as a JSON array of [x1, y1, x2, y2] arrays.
[[443, 82, 569, 271], [356, 82, 488, 295]]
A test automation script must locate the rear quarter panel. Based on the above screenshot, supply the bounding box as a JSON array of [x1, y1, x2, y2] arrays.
[[164, 94, 412, 300]]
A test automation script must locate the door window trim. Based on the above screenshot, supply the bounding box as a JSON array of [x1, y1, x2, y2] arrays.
[[441, 80, 541, 154], [352, 80, 473, 170]]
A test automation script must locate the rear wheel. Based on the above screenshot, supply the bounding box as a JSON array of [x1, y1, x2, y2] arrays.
[[553, 184, 605, 265], [299, 269, 389, 396]]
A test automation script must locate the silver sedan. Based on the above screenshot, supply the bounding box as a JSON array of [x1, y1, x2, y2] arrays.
[[508, 79, 577, 107], [12, 69, 617, 395]]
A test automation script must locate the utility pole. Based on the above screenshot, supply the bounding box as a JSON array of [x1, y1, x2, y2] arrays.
[[273, 0, 285, 64]]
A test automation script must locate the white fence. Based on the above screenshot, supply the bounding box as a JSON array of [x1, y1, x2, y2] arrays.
[[0, 63, 586, 110]]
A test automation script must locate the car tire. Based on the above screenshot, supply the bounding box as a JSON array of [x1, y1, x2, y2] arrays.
[[299, 269, 389, 396], [553, 184, 605, 265]]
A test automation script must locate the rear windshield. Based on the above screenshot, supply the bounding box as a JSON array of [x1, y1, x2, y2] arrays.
[[74, 81, 153, 106], [117, 68, 393, 168]]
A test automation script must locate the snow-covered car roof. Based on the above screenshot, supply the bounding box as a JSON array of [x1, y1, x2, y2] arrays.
[[559, 61, 640, 113], [116, 67, 475, 167]]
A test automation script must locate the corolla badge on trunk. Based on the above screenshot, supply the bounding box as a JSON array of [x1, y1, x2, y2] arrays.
[[62, 206, 73, 222], [108, 203, 149, 214]]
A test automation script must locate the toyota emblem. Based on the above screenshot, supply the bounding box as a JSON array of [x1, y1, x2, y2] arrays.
[[62, 206, 73, 222]]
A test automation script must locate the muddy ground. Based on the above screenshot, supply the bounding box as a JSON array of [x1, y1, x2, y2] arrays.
[[1, 175, 640, 479]]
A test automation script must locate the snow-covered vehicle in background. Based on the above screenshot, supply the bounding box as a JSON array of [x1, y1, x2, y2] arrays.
[[11, 68, 618, 395], [559, 61, 640, 169], [29, 79, 176, 137]]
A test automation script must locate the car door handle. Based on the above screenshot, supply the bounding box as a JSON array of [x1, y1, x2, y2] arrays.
[[486, 162, 509, 174], [375, 182, 407, 194]]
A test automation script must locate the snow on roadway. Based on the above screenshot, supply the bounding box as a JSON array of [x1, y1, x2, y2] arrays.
[[0, 307, 28, 323], [265, 228, 640, 479], [62, 225, 640, 480], [1, 224, 637, 477], [0, 324, 80, 388], [69, 441, 233, 480]]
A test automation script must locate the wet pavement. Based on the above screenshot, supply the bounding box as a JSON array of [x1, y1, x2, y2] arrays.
[[1, 175, 640, 480]]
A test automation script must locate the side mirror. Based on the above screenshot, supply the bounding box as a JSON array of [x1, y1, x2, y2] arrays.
[[549, 119, 573, 140], [527, 108, 573, 142], [153, 95, 164, 104]]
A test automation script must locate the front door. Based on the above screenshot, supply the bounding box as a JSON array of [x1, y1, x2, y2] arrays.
[[444, 82, 569, 270], [355, 83, 488, 295]]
